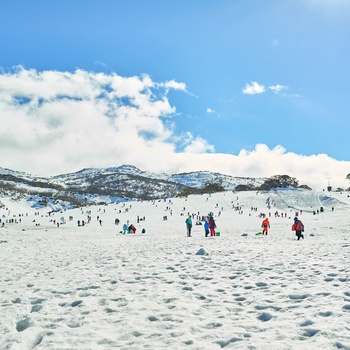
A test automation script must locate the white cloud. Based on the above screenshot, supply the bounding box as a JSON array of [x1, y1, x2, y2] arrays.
[[207, 108, 215, 113], [94, 60, 108, 68], [269, 84, 288, 94], [242, 81, 265, 95], [243, 82, 299, 98], [0, 68, 349, 190], [160, 80, 187, 91], [183, 135, 215, 153], [0, 67, 182, 174]]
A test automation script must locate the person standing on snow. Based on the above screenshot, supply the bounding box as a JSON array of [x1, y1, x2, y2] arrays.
[[185, 215, 192, 237], [209, 216, 216, 236], [204, 220, 209, 237], [292, 217, 304, 240], [261, 217, 270, 235]]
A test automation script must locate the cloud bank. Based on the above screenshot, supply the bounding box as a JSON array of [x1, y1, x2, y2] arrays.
[[0, 67, 349, 189]]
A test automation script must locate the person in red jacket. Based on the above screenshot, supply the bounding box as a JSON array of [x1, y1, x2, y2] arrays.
[[261, 217, 270, 235], [292, 217, 304, 240]]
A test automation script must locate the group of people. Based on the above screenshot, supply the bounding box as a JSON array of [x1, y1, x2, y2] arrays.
[[185, 213, 305, 240], [260, 216, 305, 240], [185, 214, 217, 237], [121, 223, 146, 234], [122, 223, 137, 234]]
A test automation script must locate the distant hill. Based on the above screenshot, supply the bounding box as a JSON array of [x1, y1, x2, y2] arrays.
[[0, 165, 312, 210]]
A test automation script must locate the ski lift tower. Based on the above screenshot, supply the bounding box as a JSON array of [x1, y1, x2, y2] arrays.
[[326, 178, 332, 192]]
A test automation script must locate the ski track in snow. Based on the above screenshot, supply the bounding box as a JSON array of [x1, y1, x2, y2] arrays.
[[1, 189, 350, 350]]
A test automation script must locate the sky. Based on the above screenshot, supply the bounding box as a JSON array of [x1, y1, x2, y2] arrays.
[[0, 0, 350, 189]]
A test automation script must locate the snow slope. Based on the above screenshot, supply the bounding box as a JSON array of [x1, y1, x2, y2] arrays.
[[1, 189, 350, 349]]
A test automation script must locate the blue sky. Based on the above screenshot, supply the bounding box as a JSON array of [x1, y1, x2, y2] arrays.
[[0, 0, 350, 188]]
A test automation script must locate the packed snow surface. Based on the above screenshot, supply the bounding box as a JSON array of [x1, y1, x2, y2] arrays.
[[1, 189, 350, 350]]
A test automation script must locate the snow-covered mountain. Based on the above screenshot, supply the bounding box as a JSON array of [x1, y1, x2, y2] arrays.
[[0, 165, 310, 210]]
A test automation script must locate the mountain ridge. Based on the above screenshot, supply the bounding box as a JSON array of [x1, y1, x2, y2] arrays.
[[0, 164, 311, 211]]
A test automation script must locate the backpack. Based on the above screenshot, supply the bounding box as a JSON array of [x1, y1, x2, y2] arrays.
[[292, 221, 301, 231]]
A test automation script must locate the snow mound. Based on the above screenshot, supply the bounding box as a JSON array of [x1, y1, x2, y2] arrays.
[[195, 248, 208, 256]]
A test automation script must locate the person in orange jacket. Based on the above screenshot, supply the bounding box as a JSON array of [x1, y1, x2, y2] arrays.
[[261, 217, 270, 235]]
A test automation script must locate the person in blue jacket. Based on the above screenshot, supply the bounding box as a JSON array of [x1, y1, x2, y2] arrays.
[[204, 220, 209, 237], [122, 223, 128, 234]]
